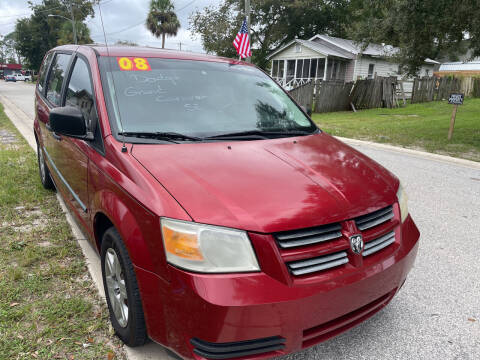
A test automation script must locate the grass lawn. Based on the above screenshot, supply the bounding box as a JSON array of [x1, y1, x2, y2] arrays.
[[0, 104, 125, 359], [312, 98, 480, 162]]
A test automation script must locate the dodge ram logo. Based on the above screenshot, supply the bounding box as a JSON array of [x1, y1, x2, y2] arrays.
[[350, 235, 364, 254]]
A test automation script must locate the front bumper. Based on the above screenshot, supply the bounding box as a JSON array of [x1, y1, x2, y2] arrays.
[[135, 215, 419, 359]]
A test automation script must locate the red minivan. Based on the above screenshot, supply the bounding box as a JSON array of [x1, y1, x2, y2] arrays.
[[34, 45, 419, 359]]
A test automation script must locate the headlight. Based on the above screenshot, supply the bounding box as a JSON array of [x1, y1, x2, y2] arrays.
[[397, 183, 409, 223], [160, 218, 260, 273]]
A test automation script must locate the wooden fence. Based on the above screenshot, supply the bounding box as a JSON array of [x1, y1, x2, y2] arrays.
[[288, 81, 314, 110], [411, 76, 480, 103], [314, 81, 354, 113], [289, 75, 480, 113], [350, 77, 398, 110]]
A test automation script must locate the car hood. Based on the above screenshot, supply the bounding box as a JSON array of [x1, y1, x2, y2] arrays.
[[131, 133, 398, 233]]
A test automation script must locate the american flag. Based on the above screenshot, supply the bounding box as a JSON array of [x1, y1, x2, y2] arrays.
[[233, 19, 252, 59]]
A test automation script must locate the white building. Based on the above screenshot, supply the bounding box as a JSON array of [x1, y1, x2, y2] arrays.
[[267, 34, 438, 89]]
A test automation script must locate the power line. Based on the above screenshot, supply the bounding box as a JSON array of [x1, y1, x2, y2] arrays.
[[177, 0, 197, 12]]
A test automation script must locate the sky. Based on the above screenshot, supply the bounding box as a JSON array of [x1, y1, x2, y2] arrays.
[[0, 0, 223, 53]]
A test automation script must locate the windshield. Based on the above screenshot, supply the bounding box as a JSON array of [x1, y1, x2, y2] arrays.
[[99, 57, 317, 140]]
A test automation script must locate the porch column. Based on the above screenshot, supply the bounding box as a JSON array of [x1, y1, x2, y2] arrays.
[[294, 59, 298, 81], [324, 57, 328, 80], [270, 60, 273, 77]]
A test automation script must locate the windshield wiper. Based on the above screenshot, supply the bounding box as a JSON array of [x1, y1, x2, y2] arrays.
[[118, 131, 203, 143], [204, 129, 313, 140]]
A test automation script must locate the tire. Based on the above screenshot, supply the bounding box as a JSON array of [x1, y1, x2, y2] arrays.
[[101, 227, 148, 347], [37, 142, 54, 190]]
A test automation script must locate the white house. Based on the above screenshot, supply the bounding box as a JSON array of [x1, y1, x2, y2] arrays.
[[267, 34, 438, 89]]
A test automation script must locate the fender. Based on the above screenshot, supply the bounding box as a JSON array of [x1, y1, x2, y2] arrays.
[[92, 189, 160, 276]]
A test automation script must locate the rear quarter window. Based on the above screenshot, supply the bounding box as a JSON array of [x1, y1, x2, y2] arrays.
[[45, 53, 72, 106], [37, 52, 54, 94]]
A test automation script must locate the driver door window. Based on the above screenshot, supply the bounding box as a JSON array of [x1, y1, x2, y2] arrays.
[[65, 57, 104, 152]]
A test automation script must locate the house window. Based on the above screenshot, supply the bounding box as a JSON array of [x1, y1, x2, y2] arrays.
[[425, 69, 430, 76], [296, 59, 303, 78], [368, 64, 375, 79], [272, 60, 279, 78], [310, 59, 318, 78], [302, 59, 310, 78], [317, 58, 326, 79], [278, 60, 284, 79], [295, 44, 301, 53], [287, 60, 295, 81]]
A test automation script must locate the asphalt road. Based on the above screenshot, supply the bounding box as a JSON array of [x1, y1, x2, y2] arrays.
[[1, 80, 479, 360]]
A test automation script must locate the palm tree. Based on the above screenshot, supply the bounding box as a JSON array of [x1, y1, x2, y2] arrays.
[[146, 0, 181, 49]]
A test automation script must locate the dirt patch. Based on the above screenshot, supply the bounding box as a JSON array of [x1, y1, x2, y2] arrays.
[[0, 129, 18, 144]]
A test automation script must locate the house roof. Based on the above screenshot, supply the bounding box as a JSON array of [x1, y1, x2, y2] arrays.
[[439, 61, 480, 71], [266, 38, 354, 60], [310, 34, 391, 56], [267, 34, 439, 64]]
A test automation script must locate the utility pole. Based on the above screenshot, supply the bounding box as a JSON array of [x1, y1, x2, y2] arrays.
[[245, 0, 251, 63], [69, 1, 78, 45]]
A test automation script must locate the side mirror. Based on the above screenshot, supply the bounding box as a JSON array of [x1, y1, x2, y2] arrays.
[[49, 106, 93, 140]]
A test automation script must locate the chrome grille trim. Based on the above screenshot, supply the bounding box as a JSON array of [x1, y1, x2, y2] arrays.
[[363, 231, 395, 257], [355, 206, 394, 231], [288, 251, 348, 276], [275, 223, 342, 249]]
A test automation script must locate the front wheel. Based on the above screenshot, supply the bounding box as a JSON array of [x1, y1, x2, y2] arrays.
[[101, 227, 147, 347], [37, 143, 54, 190]]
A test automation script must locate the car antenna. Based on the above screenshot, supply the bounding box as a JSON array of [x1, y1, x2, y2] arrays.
[[97, 1, 128, 153]]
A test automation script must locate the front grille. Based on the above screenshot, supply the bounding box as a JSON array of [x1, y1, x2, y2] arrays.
[[287, 251, 348, 276], [275, 223, 342, 249], [274, 204, 397, 279], [191, 336, 285, 359], [363, 231, 395, 257], [355, 205, 393, 231]]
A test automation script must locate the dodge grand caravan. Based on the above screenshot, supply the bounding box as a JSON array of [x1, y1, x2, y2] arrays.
[[34, 45, 420, 359]]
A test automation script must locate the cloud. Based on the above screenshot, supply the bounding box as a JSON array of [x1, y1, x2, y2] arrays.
[[0, 0, 223, 53]]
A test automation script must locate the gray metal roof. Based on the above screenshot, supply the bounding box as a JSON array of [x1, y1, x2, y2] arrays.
[[267, 34, 439, 64], [439, 61, 480, 71], [313, 35, 398, 57], [296, 39, 354, 59]]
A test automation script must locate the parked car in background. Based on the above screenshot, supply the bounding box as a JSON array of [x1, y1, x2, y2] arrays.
[[34, 44, 420, 360], [5, 74, 16, 82]]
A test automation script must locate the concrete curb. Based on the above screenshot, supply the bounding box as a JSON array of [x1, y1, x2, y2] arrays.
[[335, 136, 480, 170], [0, 94, 37, 150]]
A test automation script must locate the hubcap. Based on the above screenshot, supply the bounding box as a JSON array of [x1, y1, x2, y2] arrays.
[[104, 248, 129, 327], [38, 148, 46, 181]]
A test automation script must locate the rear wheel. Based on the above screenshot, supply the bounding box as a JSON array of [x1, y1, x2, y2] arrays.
[[101, 227, 147, 347], [37, 143, 54, 190]]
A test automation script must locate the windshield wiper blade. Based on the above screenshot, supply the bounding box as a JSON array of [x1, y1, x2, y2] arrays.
[[118, 131, 202, 142], [204, 130, 312, 140]]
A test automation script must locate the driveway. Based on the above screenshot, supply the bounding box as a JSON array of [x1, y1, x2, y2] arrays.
[[1, 80, 479, 360]]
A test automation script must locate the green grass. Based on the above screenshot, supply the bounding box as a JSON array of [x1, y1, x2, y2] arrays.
[[0, 103, 125, 359], [312, 98, 480, 161]]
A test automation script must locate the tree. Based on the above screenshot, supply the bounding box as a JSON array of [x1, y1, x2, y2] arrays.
[[14, 0, 94, 70], [0, 33, 21, 64], [115, 40, 139, 46], [146, 0, 181, 49], [189, 0, 352, 69], [347, 0, 480, 75], [57, 21, 92, 45]]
